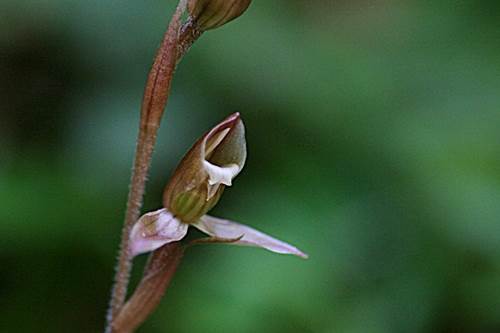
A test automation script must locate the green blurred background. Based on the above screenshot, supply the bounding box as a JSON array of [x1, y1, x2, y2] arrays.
[[1, 1, 500, 332]]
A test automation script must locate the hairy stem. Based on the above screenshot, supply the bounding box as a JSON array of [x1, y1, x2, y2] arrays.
[[106, 1, 197, 331]]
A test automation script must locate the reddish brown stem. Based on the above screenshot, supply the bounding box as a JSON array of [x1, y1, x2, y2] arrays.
[[106, 1, 190, 331], [112, 243, 185, 333]]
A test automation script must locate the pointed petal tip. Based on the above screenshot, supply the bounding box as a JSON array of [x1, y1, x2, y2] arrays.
[[220, 112, 242, 128], [229, 111, 240, 119], [295, 250, 309, 259], [264, 242, 309, 259], [281, 243, 308, 259]]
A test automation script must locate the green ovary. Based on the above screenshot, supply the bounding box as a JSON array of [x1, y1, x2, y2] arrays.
[[171, 186, 224, 223]]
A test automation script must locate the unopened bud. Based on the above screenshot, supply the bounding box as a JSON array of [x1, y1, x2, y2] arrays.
[[187, 0, 252, 31], [163, 113, 246, 223]]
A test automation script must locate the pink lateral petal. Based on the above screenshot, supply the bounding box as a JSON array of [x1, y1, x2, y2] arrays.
[[129, 208, 189, 257], [192, 215, 308, 259]]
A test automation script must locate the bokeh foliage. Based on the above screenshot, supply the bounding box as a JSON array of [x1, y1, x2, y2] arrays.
[[1, 1, 500, 332]]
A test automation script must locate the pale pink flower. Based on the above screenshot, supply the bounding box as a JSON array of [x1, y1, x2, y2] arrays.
[[130, 113, 307, 259]]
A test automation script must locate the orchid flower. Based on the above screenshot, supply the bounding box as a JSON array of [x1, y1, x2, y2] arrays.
[[130, 113, 307, 259]]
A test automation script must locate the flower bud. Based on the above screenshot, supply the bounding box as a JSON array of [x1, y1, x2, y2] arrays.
[[187, 0, 252, 31], [163, 113, 246, 223]]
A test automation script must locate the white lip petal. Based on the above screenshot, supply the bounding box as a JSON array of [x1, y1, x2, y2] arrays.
[[203, 161, 240, 186], [129, 208, 189, 257], [192, 215, 308, 259], [203, 161, 241, 200]]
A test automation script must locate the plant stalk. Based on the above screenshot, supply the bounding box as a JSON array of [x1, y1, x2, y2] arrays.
[[105, 1, 200, 331]]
